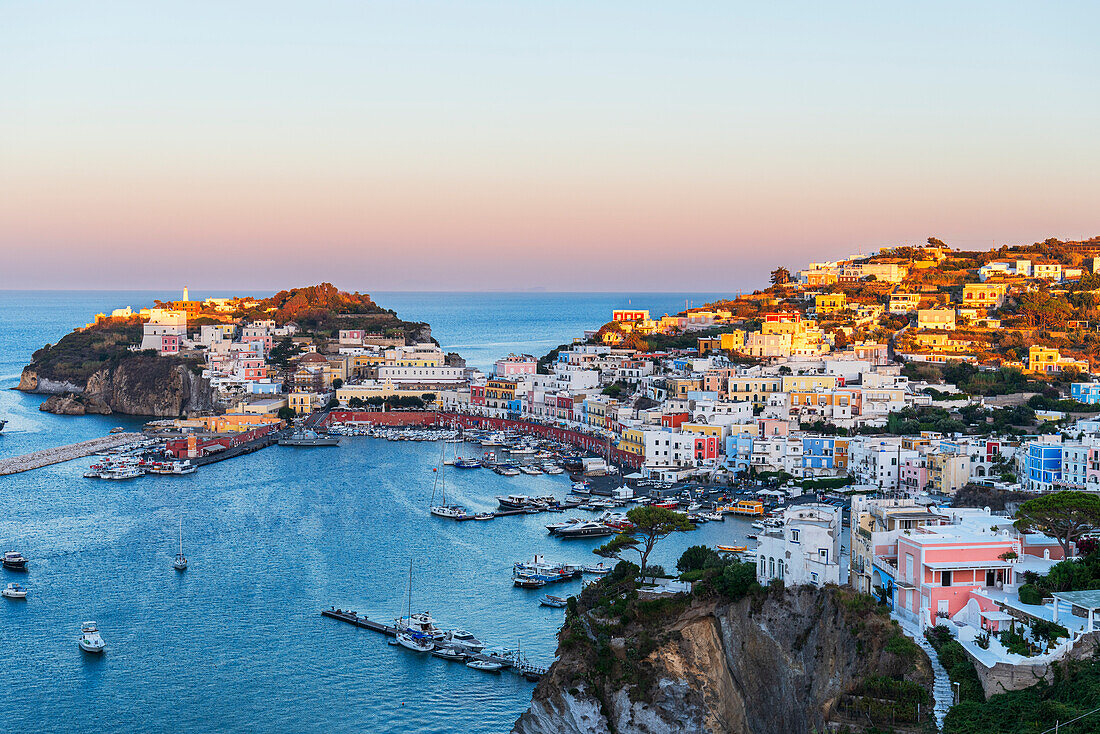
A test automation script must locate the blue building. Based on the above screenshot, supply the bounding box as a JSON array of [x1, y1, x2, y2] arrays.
[[802, 437, 836, 472], [725, 435, 754, 476], [1025, 443, 1062, 492], [1071, 383, 1100, 404]]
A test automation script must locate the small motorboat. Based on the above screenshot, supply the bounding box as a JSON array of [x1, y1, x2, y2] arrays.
[[466, 659, 502, 672], [473, 512, 494, 521], [78, 621, 106, 653], [716, 545, 748, 553], [539, 595, 568, 608], [431, 647, 467, 661], [395, 631, 434, 652], [2, 551, 27, 571], [2, 583, 27, 599], [582, 563, 611, 575]]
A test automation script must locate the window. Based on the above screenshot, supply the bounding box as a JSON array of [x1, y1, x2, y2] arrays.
[[791, 529, 800, 542]]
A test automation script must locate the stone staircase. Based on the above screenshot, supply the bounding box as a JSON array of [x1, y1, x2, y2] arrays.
[[897, 618, 954, 730]]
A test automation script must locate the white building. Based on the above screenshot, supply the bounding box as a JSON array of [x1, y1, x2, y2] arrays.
[[757, 503, 843, 587]]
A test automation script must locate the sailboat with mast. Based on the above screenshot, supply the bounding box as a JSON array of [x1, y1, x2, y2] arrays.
[[429, 443, 469, 519], [173, 518, 188, 571], [394, 561, 435, 652]]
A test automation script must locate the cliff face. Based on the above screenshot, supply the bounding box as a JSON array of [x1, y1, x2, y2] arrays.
[[22, 358, 216, 417], [514, 587, 932, 734]]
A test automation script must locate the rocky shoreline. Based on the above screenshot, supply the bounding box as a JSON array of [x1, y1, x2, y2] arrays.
[[18, 359, 216, 418]]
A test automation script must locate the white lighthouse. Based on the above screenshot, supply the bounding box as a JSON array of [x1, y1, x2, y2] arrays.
[[183, 287, 189, 301]]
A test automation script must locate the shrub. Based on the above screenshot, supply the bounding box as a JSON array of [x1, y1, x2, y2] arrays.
[[884, 633, 921, 661], [677, 545, 721, 574], [715, 561, 760, 601], [1018, 584, 1044, 605]]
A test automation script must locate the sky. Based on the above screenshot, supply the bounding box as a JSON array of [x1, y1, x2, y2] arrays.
[[1, 1, 1098, 292]]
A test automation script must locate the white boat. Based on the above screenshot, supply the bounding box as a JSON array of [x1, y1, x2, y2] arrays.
[[751, 522, 766, 531], [101, 466, 144, 480], [441, 629, 484, 653], [2, 583, 27, 599], [395, 631, 433, 652], [519, 465, 542, 475], [466, 659, 502, 672], [78, 621, 106, 653], [174, 518, 188, 571], [582, 563, 611, 575], [429, 443, 469, 519], [570, 482, 591, 495]]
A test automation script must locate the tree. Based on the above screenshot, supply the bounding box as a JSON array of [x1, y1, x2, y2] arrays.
[[927, 237, 947, 248], [769, 267, 791, 286], [677, 545, 721, 574], [332, 378, 344, 390], [277, 406, 296, 421], [594, 506, 692, 574], [1014, 491, 1100, 558]]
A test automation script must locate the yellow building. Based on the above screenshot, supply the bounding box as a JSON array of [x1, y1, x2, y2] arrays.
[[815, 293, 847, 315], [485, 378, 517, 402], [962, 283, 1008, 309], [681, 423, 725, 439], [728, 376, 782, 404], [697, 331, 747, 355], [667, 378, 701, 398], [288, 392, 326, 414], [174, 413, 281, 433], [1029, 346, 1060, 373], [780, 374, 838, 393], [337, 382, 438, 403], [619, 428, 646, 456]]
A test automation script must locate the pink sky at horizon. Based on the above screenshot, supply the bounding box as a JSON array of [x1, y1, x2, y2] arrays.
[[1, 2, 1097, 291]]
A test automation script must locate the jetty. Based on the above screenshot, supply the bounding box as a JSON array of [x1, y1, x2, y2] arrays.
[[321, 608, 547, 680], [0, 433, 143, 476]]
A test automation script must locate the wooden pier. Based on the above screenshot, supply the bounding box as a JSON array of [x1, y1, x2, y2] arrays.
[[320, 608, 547, 679], [0, 433, 143, 476]]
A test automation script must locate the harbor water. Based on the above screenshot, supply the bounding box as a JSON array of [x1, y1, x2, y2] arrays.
[[0, 290, 753, 733]]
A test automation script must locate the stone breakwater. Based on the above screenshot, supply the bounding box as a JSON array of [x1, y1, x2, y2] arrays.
[[0, 433, 142, 476]]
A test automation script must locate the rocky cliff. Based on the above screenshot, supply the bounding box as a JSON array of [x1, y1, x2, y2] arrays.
[[514, 585, 933, 734], [21, 357, 216, 417]]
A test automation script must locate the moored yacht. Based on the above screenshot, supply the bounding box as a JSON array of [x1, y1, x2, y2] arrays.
[[440, 629, 484, 653], [554, 521, 615, 539], [395, 631, 434, 652]]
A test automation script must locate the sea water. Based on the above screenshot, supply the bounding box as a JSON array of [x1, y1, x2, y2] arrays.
[[0, 290, 754, 733]]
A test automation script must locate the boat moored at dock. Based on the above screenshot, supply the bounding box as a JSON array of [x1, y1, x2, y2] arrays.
[[278, 430, 340, 447]]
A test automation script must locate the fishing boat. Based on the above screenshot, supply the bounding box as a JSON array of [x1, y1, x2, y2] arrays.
[[493, 465, 521, 477], [582, 563, 611, 575], [570, 482, 591, 495], [519, 465, 542, 476], [78, 622, 106, 653], [465, 659, 502, 672], [395, 631, 434, 652], [2, 551, 27, 571], [429, 445, 469, 519], [430, 647, 467, 661], [539, 595, 568, 608], [2, 583, 27, 599], [716, 545, 748, 553], [453, 458, 482, 469], [496, 494, 537, 510], [512, 574, 546, 589], [473, 512, 494, 521], [174, 518, 188, 571]]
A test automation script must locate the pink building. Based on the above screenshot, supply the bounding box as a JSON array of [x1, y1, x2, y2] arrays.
[[494, 354, 537, 378], [160, 334, 180, 355], [893, 527, 1019, 627], [242, 334, 274, 355], [900, 458, 928, 495]]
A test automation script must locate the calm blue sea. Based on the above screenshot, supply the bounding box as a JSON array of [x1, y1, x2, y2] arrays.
[[0, 290, 752, 733]]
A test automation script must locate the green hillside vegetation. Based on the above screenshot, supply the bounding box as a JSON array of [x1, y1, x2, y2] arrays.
[[29, 317, 151, 383]]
